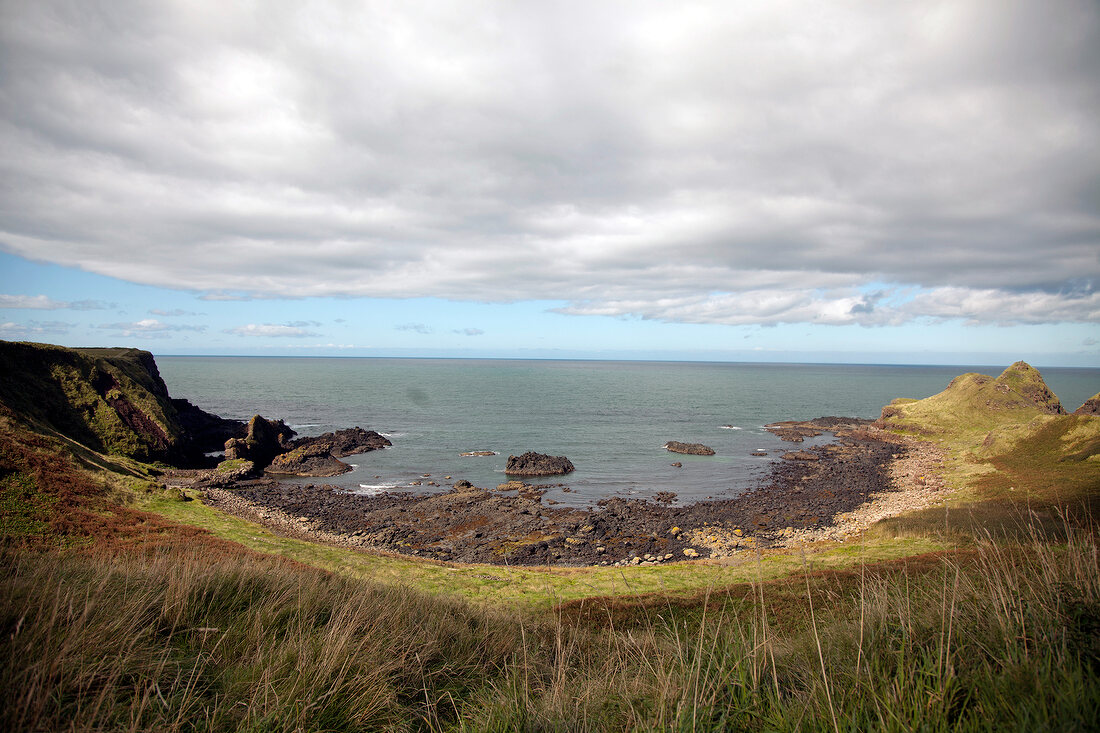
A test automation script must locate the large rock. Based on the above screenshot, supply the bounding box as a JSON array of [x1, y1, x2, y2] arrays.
[[224, 415, 295, 468], [664, 441, 715, 456], [505, 451, 575, 476], [268, 441, 352, 477], [289, 427, 391, 456]]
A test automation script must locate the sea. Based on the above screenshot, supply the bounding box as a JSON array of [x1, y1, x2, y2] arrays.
[[156, 358, 1100, 507]]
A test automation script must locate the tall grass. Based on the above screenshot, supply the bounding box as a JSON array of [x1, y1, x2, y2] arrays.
[[4, 518, 1098, 731]]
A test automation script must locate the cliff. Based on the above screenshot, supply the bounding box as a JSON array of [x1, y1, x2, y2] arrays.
[[0, 341, 239, 465]]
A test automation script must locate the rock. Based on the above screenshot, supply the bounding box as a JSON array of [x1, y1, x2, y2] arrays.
[[764, 422, 823, 442], [664, 441, 715, 456], [671, 462, 682, 467], [267, 441, 352, 477], [505, 451, 575, 476], [453, 479, 474, 489], [290, 427, 390, 457], [1075, 392, 1100, 415], [461, 450, 497, 457], [751, 451, 768, 457], [683, 548, 699, 558], [223, 415, 295, 469], [781, 450, 820, 461]]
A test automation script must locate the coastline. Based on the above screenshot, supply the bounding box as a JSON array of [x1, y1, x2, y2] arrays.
[[178, 420, 946, 567]]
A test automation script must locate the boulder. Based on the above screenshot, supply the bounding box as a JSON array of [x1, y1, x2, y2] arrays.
[[223, 415, 295, 468], [267, 441, 352, 477], [289, 427, 390, 457], [504, 451, 575, 476], [664, 441, 715, 456]]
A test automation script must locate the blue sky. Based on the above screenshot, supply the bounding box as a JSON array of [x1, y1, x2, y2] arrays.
[[1, 1, 1098, 366]]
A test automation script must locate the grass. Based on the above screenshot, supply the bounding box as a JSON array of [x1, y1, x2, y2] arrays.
[[4, 515, 1097, 731]]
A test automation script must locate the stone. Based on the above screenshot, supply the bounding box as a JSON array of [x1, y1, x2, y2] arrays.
[[223, 415, 295, 469], [664, 441, 715, 456], [267, 441, 352, 477], [504, 451, 575, 476]]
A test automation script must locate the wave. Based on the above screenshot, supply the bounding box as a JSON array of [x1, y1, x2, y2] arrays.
[[719, 425, 743, 430], [356, 481, 402, 496]]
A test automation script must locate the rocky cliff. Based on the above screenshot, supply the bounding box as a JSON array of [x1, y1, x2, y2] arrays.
[[0, 341, 241, 465]]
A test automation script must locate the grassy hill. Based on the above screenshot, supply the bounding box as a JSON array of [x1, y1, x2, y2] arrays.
[[1, 345, 1097, 731]]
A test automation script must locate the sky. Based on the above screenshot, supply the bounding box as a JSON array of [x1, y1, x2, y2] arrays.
[[1, 0, 1098, 366]]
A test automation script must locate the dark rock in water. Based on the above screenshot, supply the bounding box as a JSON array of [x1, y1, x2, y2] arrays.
[[290, 427, 391, 457], [505, 451, 575, 476], [453, 479, 474, 489], [224, 415, 295, 469], [268, 441, 352, 477], [671, 462, 682, 467], [1075, 392, 1100, 415], [751, 451, 768, 457], [664, 441, 715, 456]]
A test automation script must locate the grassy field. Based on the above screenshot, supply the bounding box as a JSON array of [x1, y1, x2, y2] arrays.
[[4, 515, 1097, 731]]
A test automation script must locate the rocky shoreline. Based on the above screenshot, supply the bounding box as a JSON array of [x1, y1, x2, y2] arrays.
[[173, 417, 947, 567]]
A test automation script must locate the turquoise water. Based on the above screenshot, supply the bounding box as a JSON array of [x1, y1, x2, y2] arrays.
[[156, 358, 1099, 506]]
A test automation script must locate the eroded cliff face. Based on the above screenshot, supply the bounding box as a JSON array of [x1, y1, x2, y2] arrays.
[[0, 341, 240, 465]]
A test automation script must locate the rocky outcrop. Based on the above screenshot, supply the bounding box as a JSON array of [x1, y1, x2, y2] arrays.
[[172, 398, 246, 454], [764, 422, 823, 442], [268, 441, 352, 477], [664, 441, 715, 456], [224, 415, 295, 469], [505, 451, 575, 476], [1075, 392, 1100, 415], [288, 427, 390, 457], [263, 427, 390, 477]]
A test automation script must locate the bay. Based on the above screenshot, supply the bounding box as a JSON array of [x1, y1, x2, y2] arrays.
[[156, 357, 1099, 507]]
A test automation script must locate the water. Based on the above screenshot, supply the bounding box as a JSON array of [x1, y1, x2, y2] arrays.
[[156, 357, 1099, 506]]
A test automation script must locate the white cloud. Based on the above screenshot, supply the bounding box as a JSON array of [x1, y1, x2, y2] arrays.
[[455, 328, 485, 336], [225, 323, 319, 337], [98, 318, 206, 337], [0, 1, 1097, 327], [0, 319, 72, 336], [396, 323, 433, 335], [0, 294, 110, 310]]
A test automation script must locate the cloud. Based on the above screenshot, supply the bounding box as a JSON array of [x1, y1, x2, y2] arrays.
[[0, 319, 72, 337], [98, 318, 206, 337], [396, 323, 433, 335], [455, 328, 485, 336], [149, 308, 200, 317], [225, 323, 319, 337], [0, 294, 111, 310], [558, 286, 1100, 327], [0, 1, 1097, 327]]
